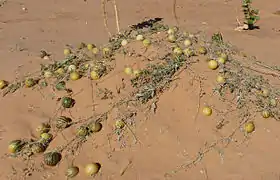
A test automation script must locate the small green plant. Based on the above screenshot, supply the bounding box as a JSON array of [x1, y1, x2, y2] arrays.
[[242, 0, 260, 29]]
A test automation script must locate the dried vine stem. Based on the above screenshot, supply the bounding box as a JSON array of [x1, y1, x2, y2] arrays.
[[101, 0, 112, 37], [172, 0, 180, 26], [113, 0, 120, 34]]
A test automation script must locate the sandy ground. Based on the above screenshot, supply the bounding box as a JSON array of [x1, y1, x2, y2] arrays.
[[0, 0, 280, 179]]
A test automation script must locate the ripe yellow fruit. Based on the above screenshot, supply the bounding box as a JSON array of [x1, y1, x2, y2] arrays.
[[173, 47, 183, 55], [216, 75, 225, 84], [55, 68, 65, 75], [102, 47, 111, 56], [64, 48, 71, 56], [261, 88, 270, 97], [183, 39, 192, 47], [44, 71, 53, 78], [270, 98, 277, 107], [143, 39, 151, 47], [84, 64, 90, 70], [202, 106, 212, 116], [262, 110, 270, 118], [85, 163, 101, 176], [115, 120, 125, 129], [67, 65, 77, 72], [90, 71, 100, 80], [244, 121, 255, 133], [25, 78, 36, 88], [121, 39, 128, 46], [133, 69, 141, 77], [70, 72, 80, 81], [217, 57, 226, 64], [8, 140, 24, 154], [92, 47, 99, 54], [40, 133, 53, 142], [168, 35, 176, 43], [124, 67, 133, 75], [183, 48, 195, 57], [136, 34, 144, 41], [0, 80, 8, 89], [167, 27, 178, 35], [220, 53, 228, 61], [198, 46, 207, 55], [167, 28, 175, 35], [87, 44, 95, 50], [208, 60, 218, 70]]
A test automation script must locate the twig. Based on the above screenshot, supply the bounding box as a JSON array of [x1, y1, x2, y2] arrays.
[[193, 75, 203, 123], [113, 0, 120, 34], [166, 116, 250, 177], [241, 64, 280, 78], [101, 0, 112, 37], [172, 0, 180, 26]]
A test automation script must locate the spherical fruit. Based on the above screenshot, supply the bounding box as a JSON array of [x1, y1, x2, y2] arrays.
[[136, 34, 144, 41], [85, 163, 101, 176], [262, 88, 270, 97], [87, 44, 95, 50], [183, 48, 195, 57], [168, 35, 176, 43], [208, 60, 218, 70], [8, 140, 25, 153], [76, 126, 89, 138], [36, 123, 51, 134], [198, 46, 207, 55], [220, 53, 228, 61], [115, 120, 125, 129], [270, 99, 277, 107], [31, 142, 46, 154], [216, 75, 225, 84], [262, 110, 270, 118], [64, 48, 71, 56], [61, 96, 75, 108], [121, 39, 128, 46], [25, 78, 36, 88], [89, 122, 102, 133], [217, 57, 226, 64], [202, 106, 212, 116], [65, 166, 79, 178], [44, 71, 53, 78], [55, 81, 66, 91], [55, 68, 65, 75], [70, 72, 80, 81], [90, 71, 100, 80], [0, 80, 8, 89], [142, 39, 151, 47], [68, 65, 77, 72], [167, 28, 175, 35], [102, 47, 110, 56], [84, 64, 90, 70], [92, 47, 99, 54], [244, 121, 255, 133], [133, 70, 141, 77], [44, 151, 62, 166], [167, 27, 177, 35], [173, 47, 183, 55], [56, 116, 72, 130], [40, 133, 53, 143], [183, 39, 192, 47], [124, 67, 133, 75]]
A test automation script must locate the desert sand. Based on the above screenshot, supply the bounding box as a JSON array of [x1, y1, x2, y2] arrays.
[[0, 0, 280, 180]]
